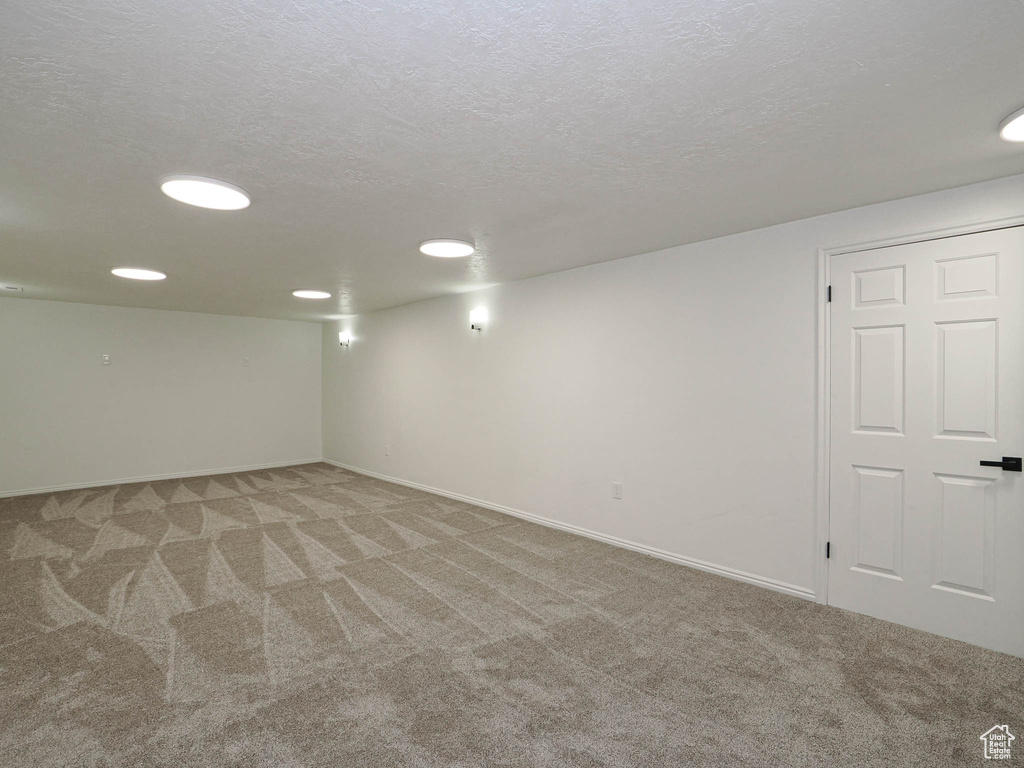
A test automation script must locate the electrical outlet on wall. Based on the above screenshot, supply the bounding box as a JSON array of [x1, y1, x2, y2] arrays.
[[243, 357, 250, 367], [101, 354, 111, 366], [384, 445, 390, 457], [612, 481, 623, 500]]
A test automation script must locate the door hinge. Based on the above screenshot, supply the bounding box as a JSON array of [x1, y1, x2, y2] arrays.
[[826, 285, 832, 303], [826, 541, 831, 559]]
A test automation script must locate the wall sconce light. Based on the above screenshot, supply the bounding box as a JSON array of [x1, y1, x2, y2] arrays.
[[338, 330, 352, 347], [470, 308, 488, 331]]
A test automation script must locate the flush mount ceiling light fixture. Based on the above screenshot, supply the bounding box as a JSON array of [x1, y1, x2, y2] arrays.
[[999, 106, 1024, 142], [292, 289, 332, 299], [111, 267, 167, 281], [160, 175, 251, 210], [419, 239, 475, 258]]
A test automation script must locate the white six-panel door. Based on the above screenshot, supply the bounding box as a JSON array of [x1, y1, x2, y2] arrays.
[[829, 227, 1023, 657]]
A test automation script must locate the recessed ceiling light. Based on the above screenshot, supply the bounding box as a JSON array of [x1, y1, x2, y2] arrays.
[[999, 106, 1024, 142], [111, 267, 167, 281], [419, 239, 475, 258], [292, 289, 332, 299], [160, 175, 250, 210]]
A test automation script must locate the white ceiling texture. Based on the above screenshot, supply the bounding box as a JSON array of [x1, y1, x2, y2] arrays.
[[2, 0, 1024, 320]]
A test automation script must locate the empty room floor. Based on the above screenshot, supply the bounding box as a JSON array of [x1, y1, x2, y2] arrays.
[[1, 463, 1020, 767]]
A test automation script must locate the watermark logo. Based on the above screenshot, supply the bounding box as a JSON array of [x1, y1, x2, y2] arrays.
[[980, 725, 1015, 760]]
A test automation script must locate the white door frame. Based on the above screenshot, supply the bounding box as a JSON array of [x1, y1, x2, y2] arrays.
[[814, 213, 1024, 605]]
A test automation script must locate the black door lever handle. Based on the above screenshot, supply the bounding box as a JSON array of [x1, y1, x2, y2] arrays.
[[980, 457, 1022, 472]]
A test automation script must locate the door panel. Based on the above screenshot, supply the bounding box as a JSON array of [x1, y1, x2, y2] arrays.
[[850, 465, 904, 579], [936, 320, 997, 439], [931, 473, 995, 599], [829, 227, 1023, 657], [853, 325, 905, 434]]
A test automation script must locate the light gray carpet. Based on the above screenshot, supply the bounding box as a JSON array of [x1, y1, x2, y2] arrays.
[[1, 462, 1020, 767]]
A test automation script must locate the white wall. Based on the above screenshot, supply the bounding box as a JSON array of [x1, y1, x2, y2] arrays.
[[1, 300, 322, 495], [323, 173, 1024, 598]]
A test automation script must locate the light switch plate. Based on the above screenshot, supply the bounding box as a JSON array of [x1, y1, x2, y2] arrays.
[[101, 354, 111, 365]]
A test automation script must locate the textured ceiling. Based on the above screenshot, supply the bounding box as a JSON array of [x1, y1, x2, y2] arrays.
[[2, 0, 1024, 321]]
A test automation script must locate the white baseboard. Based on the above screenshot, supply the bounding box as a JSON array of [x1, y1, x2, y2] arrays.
[[323, 458, 817, 602], [0, 458, 324, 498]]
